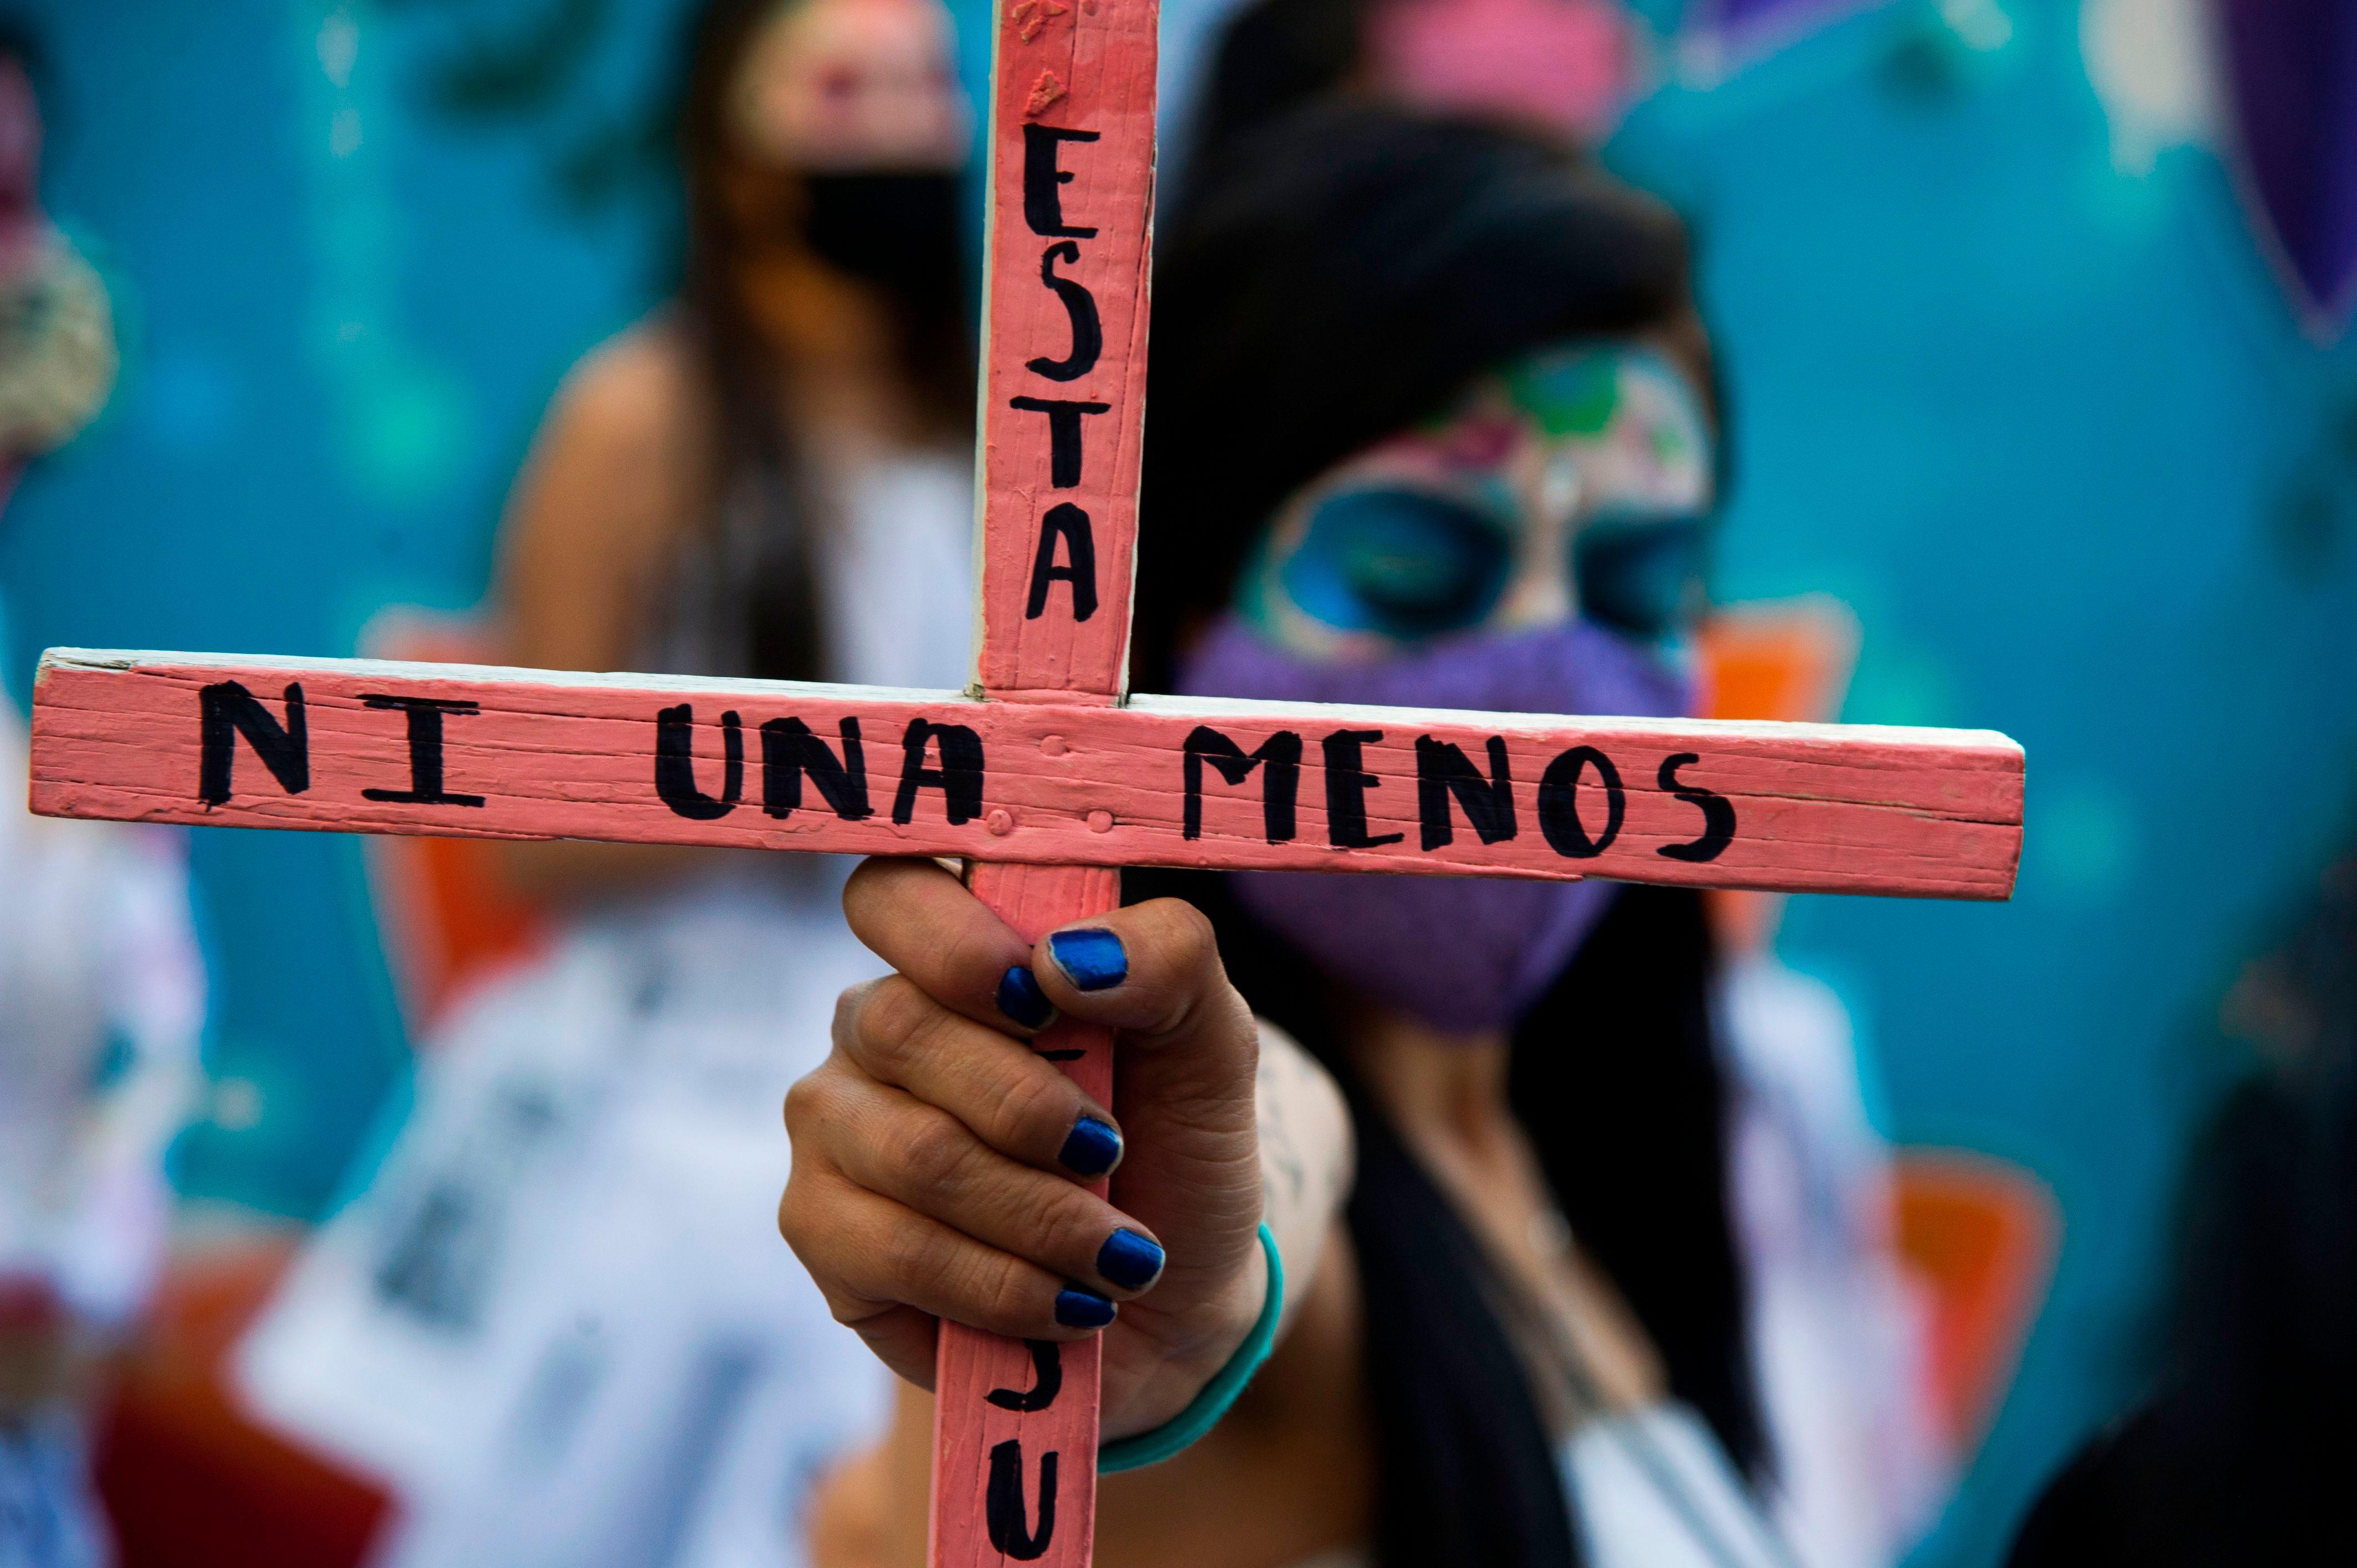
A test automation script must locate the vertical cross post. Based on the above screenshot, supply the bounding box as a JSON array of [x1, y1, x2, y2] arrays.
[[935, 0, 1157, 1562]]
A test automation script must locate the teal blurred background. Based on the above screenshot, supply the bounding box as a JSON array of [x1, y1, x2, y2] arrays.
[[8, 3, 2357, 1564]]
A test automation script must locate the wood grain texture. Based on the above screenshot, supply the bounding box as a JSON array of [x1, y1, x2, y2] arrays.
[[931, 862, 1118, 1568], [947, 0, 1160, 1551], [27, 651, 2024, 900], [952, 0, 1155, 1537], [971, 0, 1156, 700]]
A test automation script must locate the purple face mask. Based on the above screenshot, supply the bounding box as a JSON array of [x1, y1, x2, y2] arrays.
[[1176, 615, 1694, 1036]]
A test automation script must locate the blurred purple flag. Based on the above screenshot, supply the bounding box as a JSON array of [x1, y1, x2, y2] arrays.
[[1711, 0, 1823, 22], [2220, 0, 2357, 335], [1693, 0, 1877, 62]]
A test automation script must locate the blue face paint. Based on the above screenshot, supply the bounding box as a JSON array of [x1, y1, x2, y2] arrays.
[[1573, 510, 1709, 641], [1242, 341, 1716, 663], [1194, 341, 1716, 1033], [1278, 487, 1512, 639]]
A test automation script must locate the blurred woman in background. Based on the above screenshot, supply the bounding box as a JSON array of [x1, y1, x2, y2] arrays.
[[1177, 7, 1952, 1558], [1, 23, 205, 1568], [2007, 839, 2357, 1567], [795, 106, 1793, 1568], [497, 0, 974, 828], [235, 2, 976, 1564]]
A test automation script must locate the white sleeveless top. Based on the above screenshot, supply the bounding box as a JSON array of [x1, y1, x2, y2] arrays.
[[818, 452, 975, 692], [645, 441, 974, 692], [1562, 1405, 1791, 1568], [239, 451, 975, 1568], [1296, 1404, 1792, 1568], [0, 694, 203, 1330]]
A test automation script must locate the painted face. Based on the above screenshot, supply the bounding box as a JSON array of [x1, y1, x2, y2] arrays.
[[1239, 341, 1713, 661], [732, 0, 971, 174], [1183, 342, 1712, 1035]]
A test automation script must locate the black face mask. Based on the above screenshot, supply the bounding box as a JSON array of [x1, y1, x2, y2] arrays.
[[801, 171, 963, 306]]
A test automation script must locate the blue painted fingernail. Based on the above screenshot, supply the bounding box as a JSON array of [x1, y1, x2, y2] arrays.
[[996, 966, 1056, 1030], [1047, 928, 1127, 992], [1054, 1287, 1116, 1329], [1097, 1229, 1165, 1292], [1059, 1116, 1122, 1178]]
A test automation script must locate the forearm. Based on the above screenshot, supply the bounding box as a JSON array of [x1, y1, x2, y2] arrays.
[[1253, 1019, 1352, 1344], [1110, 1018, 1352, 1433]]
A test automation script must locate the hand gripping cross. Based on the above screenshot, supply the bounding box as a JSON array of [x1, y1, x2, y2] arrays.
[[24, 1, 2021, 1561]]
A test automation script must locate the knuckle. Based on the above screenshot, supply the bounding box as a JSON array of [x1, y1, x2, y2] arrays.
[[782, 1179, 811, 1245], [1128, 899, 1223, 1034], [948, 1246, 1035, 1325], [830, 980, 877, 1049], [995, 1068, 1079, 1154], [841, 854, 886, 906], [840, 855, 905, 928], [857, 977, 940, 1069], [1149, 897, 1221, 973], [982, 1252, 1037, 1322], [776, 1172, 834, 1262], [944, 919, 1019, 1005], [1016, 1177, 1091, 1259], [898, 1108, 979, 1192], [781, 1069, 835, 1136], [783, 1067, 820, 1118], [879, 1216, 952, 1297], [776, 1188, 820, 1258]]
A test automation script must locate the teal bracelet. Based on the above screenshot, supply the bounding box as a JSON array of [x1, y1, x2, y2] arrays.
[[1098, 1221, 1284, 1473]]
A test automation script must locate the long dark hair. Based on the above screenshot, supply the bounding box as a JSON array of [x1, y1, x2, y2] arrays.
[[2008, 843, 2357, 1566], [1181, 0, 1368, 183], [666, 0, 972, 679], [1130, 106, 1762, 1568]]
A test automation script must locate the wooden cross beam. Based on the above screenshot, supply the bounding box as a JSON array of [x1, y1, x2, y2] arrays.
[[23, 0, 2021, 1561]]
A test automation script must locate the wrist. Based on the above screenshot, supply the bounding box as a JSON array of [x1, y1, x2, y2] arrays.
[[1170, 1229, 1271, 1389], [1099, 1223, 1284, 1472], [1108, 1227, 1268, 1439]]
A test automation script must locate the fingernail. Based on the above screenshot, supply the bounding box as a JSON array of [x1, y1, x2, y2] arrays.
[[1054, 1287, 1116, 1329], [1047, 928, 1127, 992], [996, 965, 1057, 1030], [1058, 1116, 1122, 1178], [1096, 1228, 1164, 1292]]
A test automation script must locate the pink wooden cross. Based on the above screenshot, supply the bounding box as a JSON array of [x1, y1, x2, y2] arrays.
[[24, 0, 2020, 1561]]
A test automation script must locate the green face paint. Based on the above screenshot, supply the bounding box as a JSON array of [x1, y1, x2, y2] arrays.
[[1504, 347, 1623, 437], [1237, 340, 1716, 662]]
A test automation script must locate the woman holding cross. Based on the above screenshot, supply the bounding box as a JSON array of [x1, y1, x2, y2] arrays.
[[240, 1, 986, 1561], [786, 106, 1792, 1568]]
